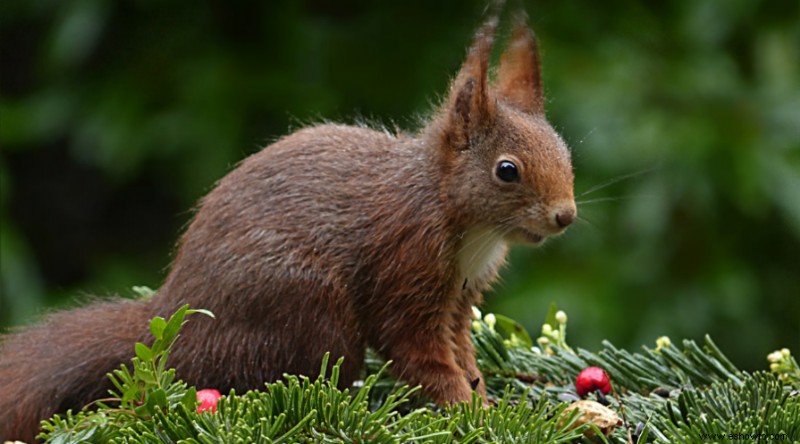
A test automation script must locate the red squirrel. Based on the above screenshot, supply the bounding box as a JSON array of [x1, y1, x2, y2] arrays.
[[0, 13, 575, 441]]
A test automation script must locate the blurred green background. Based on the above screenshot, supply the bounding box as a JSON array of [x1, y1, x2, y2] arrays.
[[1, 0, 798, 371]]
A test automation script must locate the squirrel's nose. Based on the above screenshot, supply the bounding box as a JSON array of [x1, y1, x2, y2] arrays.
[[555, 210, 575, 228], [551, 203, 576, 229]]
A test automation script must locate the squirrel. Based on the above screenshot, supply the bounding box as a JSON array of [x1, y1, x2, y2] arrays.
[[0, 12, 575, 442]]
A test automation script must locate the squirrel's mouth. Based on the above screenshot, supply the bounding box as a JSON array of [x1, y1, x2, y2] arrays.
[[508, 228, 544, 245]]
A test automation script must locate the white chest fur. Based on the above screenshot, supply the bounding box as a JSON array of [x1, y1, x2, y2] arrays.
[[456, 228, 509, 290]]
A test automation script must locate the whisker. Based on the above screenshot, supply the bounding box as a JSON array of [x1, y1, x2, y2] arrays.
[[577, 127, 597, 145], [455, 214, 520, 278], [573, 215, 601, 234], [499, 223, 518, 240], [464, 221, 517, 274], [456, 227, 495, 257], [577, 166, 659, 198], [455, 215, 516, 253], [575, 214, 597, 227], [576, 195, 644, 206], [475, 224, 517, 263], [457, 229, 501, 275], [465, 225, 507, 268]]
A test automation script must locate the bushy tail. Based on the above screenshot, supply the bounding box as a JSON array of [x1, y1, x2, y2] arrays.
[[0, 299, 152, 442]]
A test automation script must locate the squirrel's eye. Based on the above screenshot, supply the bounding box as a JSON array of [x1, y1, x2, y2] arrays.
[[495, 160, 519, 183]]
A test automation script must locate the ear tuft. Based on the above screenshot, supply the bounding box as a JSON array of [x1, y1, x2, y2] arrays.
[[442, 17, 498, 151], [454, 78, 477, 131], [496, 12, 545, 115]]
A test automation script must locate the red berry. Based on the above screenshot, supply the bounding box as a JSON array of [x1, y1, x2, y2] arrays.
[[197, 388, 222, 413], [575, 366, 611, 398]]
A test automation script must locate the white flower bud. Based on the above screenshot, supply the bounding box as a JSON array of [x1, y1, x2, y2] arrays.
[[656, 336, 671, 349], [768, 351, 783, 363], [537, 336, 550, 345], [541, 324, 553, 335], [770, 363, 780, 372], [484, 313, 496, 330], [471, 320, 483, 332], [471, 306, 482, 320], [781, 348, 791, 358], [555, 310, 567, 325]]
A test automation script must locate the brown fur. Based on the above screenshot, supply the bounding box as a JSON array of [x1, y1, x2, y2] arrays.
[[0, 12, 575, 441]]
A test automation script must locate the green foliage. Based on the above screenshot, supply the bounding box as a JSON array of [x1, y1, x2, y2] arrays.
[[648, 372, 800, 443], [39, 306, 585, 444], [39, 305, 799, 443], [467, 309, 800, 443], [39, 305, 213, 442], [110, 304, 214, 417]]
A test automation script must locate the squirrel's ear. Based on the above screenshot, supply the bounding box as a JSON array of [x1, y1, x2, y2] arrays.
[[496, 13, 544, 115], [442, 17, 497, 150]]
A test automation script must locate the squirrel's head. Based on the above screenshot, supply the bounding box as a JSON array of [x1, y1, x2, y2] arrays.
[[429, 13, 575, 246]]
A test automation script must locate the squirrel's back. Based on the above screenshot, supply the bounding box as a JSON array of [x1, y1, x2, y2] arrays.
[[154, 122, 455, 392]]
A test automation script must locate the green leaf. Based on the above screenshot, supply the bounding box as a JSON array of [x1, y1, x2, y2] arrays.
[[149, 388, 168, 410], [131, 285, 156, 299], [162, 305, 189, 345], [149, 317, 167, 340], [493, 313, 534, 348], [543, 302, 559, 330], [122, 385, 140, 403], [181, 387, 198, 411], [134, 402, 152, 417], [186, 308, 215, 319], [135, 342, 152, 362], [136, 368, 157, 385]]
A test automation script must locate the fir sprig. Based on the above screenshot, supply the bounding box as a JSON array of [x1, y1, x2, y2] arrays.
[[466, 307, 800, 443], [39, 304, 214, 442], [38, 303, 799, 444]]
